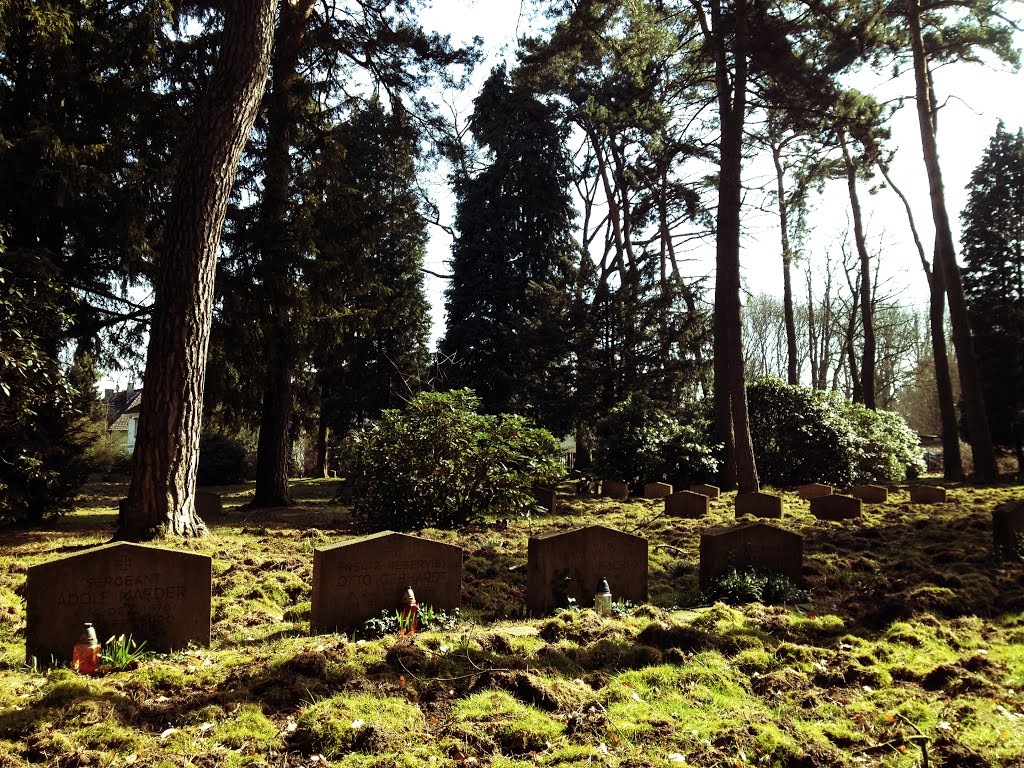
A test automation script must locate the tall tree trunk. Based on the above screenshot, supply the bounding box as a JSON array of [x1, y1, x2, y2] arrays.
[[316, 386, 330, 478], [121, 1, 278, 539], [877, 160, 963, 479], [253, 339, 295, 506], [700, 0, 759, 493], [906, 0, 997, 481], [929, 250, 964, 480], [251, 0, 315, 508], [841, 132, 876, 410], [772, 143, 799, 385]]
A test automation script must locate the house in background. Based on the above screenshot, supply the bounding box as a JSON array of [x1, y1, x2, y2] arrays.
[[105, 388, 142, 453]]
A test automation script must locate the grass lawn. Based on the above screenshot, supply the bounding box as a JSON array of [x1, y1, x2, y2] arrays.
[[0, 476, 1022, 767]]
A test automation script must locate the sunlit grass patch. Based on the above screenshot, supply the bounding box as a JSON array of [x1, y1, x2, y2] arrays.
[[454, 689, 564, 755], [210, 702, 280, 751], [292, 693, 425, 759]]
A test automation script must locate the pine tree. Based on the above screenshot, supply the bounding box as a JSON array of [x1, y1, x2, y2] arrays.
[[441, 66, 579, 433], [961, 122, 1024, 471], [307, 98, 432, 470]]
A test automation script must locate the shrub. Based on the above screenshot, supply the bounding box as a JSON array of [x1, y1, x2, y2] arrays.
[[703, 567, 807, 605], [747, 378, 925, 486], [593, 393, 683, 486], [844, 403, 926, 483], [197, 433, 248, 486], [661, 424, 721, 487], [747, 378, 857, 487], [342, 389, 562, 530]]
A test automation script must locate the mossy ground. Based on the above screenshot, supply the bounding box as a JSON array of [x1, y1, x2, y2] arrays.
[[0, 477, 1022, 766]]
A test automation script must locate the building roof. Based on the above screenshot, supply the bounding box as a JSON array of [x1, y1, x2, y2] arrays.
[[108, 390, 142, 432]]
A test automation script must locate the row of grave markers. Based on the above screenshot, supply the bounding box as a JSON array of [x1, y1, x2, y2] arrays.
[[536, 481, 951, 521], [25, 496, 1024, 667]]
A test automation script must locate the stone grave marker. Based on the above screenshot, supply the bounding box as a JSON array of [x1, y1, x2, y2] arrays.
[[643, 482, 673, 499], [690, 483, 720, 499], [195, 491, 223, 517], [810, 494, 862, 521], [26, 542, 211, 665], [798, 483, 833, 500], [665, 490, 709, 519], [848, 485, 888, 503], [699, 521, 803, 589], [527, 525, 647, 617], [532, 485, 557, 515], [735, 491, 784, 519], [909, 485, 947, 504], [603, 481, 630, 500], [993, 500, 1024, 558], [311, 531, 462, 633]]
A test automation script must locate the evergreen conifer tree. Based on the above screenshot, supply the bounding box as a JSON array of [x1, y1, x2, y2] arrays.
[[961, 122, 1024, 471], [441, 66, 579, 434]]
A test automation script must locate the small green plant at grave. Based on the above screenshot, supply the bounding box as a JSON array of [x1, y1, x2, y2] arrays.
[[704, 568, 807, 606], [612, 598, 636, 617], [355, 605, 462, 640], [101, 634, 147, 670]]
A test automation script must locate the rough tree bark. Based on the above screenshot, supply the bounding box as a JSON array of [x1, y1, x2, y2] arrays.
[[840, 132, 876, 409], [121, 1, 279, 539], [906, 0, 997, 481], [696, 0, 760, 493], [252, 0, 316, 508]]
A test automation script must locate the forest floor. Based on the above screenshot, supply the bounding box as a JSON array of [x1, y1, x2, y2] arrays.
[[0, 476, 1022, 768]]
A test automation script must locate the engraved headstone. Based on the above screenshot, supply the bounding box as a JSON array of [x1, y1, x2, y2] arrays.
[[665, 490, 709, 519], [311, 531, 462, 633], [195, 491, 223, 517], [798, 483, 833, 500], [699, 521, 803, 589], [603, 481, 630, 500], [26, 542, 211, 665], [735, 491, 784, 519], [810, 494, 862, 521], [909, 485, 947, 504], [527, 525, 647, 617], [532, 485, 557, 515], [993, 500, 1024, 558], [848, 484, 888, 503], [690, 483, 721, 499], [643, 482, 673, 499]]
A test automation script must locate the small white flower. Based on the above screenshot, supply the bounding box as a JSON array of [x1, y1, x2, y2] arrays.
[[938, 721, 952, 730], [668, 754, 687, 763], [351, 719, 365, 730]]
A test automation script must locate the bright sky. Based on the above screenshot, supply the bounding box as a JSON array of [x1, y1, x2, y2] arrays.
[[417, 0, 1024, 344]]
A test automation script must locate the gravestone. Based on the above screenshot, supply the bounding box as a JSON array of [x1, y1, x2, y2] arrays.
[[311, 532, 462, 633], [690, 483, 721, 500], [603, 481, 630, 500], [909, 485, 947, 504], [848, 485, 888, 503], [665, 490, 709, 519], [798, 483, 833, 500], [993, 500, 1024, 557], [532, 485, 557, 515], [26, 542, 211, 665], [643, 482, 673, 499], [195, 492, 223, 517], [699, 521, 803, 589], [735, 492, 784, 519], [527, 525, 647, 616], [810, 494, 862, 521]]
